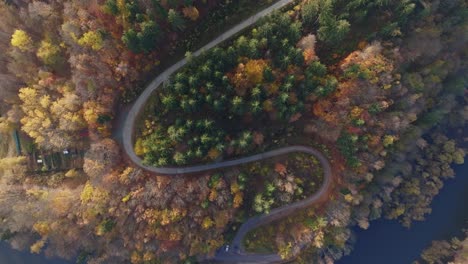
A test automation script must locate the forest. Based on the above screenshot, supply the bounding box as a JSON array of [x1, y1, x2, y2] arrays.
[[136, 12, 337, 166], [416, 231, 468, 264], [0, 0, 466, 263]]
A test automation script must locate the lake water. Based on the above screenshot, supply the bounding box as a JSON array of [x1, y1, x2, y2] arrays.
[[338, 162, 468, 264], [0, 163, 466, 264], [0, 242, 70, 264]]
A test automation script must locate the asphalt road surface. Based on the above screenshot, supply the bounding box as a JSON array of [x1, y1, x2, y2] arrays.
[[120, 0, 333, 262], [122, 0, 295, 174]]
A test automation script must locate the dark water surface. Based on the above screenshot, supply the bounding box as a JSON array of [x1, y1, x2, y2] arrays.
[[0, 163, 466, 264], [338, 162, 468, 264], [0, 242, 70, 264]]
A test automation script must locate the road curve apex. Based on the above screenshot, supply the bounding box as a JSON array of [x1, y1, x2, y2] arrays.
[[122, 0, 295, 174], [120, 1, 334, 263]]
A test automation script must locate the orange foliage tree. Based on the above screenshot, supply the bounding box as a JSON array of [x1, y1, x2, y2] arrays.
[[182, 6, 199, 21], [230, 59, 268, 96]]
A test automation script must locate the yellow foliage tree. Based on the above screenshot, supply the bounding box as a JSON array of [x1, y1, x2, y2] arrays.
[[344, 194, 354, 203], [278, 242, 293, 259], [143, 251, 156, 262], [80, 181, 110, 221], [49, 188, 75, 216], [30, 239, 46, 254], [116, 0, 131, 29], [143, 208, 187, 226], [0, 117, 12, 133], [207, 148, 221, 160], [233, 192, 243, 208], [134, 138, 146, 156], [36, 39, 61, 66], [78, 31, 104, 51], [130, 251, 142, 264], [245, 59, 267, 84], [11, 29, 33, 51], [80, 181, 94, 204], [0, 156, 26, 172], [83, 100, 105, 128], [383, 135, 397, 147], [350, 106, 363, 118], [33, 221, 51, 236], [26, 188, 49, 200], [231, 59, 268, 95], [230, 181, 240, 194], [202, 217, 214, 229], [50, 92, 84, 131], [313, 230, 325, 248], [65, 169, 79, 178], [19, 77, 85, 149]]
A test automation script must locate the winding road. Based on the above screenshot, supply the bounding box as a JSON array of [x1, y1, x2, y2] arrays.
[[121, 0, 334, 263], [122, 0, 296, 174], [212, 146, 332, 264]]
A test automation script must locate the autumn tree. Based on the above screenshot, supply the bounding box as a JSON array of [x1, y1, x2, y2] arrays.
[[0, 156, 27, 183], [297, 34, 317, 64], [19, 75, 86, 150], [11, 29, 33, 51], [419, 239, 461, 264], [245, 59, 267, 84], [80, 181, 110, 223], [182, 6, 199, 21], [231, 59, 267, 96], [78, 31, 104, 51], [83, 138, 120, 182], [36, 39, 63, 67]]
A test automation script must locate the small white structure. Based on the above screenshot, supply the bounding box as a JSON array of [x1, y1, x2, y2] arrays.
[[63, 150, 69, 155], [37, 159, 43, 164]]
